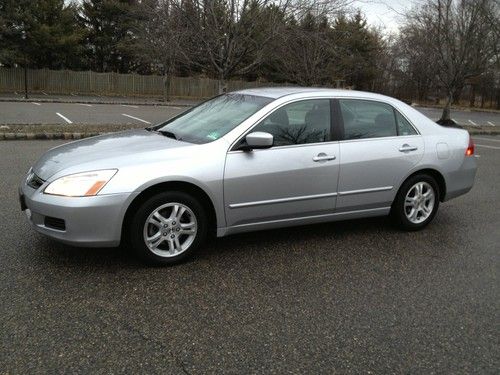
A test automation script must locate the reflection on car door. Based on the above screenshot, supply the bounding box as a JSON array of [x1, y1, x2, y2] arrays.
[[224, 99, 340, 228], [336, 99, 424, 212]]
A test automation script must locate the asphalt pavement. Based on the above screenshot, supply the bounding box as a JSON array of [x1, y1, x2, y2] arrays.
[[417, 106, 499, 127], [0, 97, 498, 127], [0, 138, 499, 373], [0, 101, 184, 126]]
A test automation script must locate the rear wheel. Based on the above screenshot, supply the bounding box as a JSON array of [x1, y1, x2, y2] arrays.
[[392, 174, 440, 231], [130, 191, 207, 265]]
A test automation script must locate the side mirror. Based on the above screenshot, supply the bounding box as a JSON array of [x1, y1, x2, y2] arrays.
[[240, 132, 273, 151]]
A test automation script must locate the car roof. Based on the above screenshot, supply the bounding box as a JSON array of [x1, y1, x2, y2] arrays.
[[233, 86, 386, 100]]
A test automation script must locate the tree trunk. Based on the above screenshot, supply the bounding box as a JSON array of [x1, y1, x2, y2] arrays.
[[218, 74, 227, 95], [438, 92, 455, 125], [469, 84, 476, 107], [452, 85, 463, 105], [24, 63, 29, 100], [163, 72, 171, 102]]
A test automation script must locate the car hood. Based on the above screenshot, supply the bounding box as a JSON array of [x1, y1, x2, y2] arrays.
[[33, 129, 191, 180]]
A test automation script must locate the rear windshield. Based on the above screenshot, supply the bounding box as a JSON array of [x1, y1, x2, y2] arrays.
[[155, 94, 273, 144]]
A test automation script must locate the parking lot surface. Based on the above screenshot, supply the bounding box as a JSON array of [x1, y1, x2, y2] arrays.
[[0, 138, 498, 373], [0, 101, 184, 125]]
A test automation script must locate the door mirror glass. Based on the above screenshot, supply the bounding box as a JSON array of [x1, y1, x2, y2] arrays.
[[243, 132, 274, 150]]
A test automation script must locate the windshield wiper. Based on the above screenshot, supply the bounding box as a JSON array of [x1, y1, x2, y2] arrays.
[[157, 130, 178, 140]]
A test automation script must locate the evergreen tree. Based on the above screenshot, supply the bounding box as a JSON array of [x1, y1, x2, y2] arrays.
[[0, 0, 84, 69], [80, 0, 141, 72]]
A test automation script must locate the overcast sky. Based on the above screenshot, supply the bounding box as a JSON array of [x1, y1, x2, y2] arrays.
[[355, 0, 418, 33]]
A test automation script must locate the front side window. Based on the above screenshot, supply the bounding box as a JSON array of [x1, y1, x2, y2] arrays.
[[339, 100, 397, 140], [251, 99, 331, 146], [156, 94, 272, 144]]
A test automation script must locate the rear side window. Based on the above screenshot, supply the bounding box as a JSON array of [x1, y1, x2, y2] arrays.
[[252, 99, 331, 146], [339, 100, 397, 140], [396, 110, 418, 135]]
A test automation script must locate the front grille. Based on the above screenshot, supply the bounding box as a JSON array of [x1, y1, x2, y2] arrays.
[[44, 216, 66, 231], [26, 171, 45, 190]]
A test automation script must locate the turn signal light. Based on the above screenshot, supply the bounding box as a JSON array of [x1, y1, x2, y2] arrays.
[[465, 137, 474, 156]]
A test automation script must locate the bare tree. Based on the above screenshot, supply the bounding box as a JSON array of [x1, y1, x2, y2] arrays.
[[136, 0, 186, 101], [271, 0, 352, 86], [167, 0, 293, 93], [403, 0, 499, 124]]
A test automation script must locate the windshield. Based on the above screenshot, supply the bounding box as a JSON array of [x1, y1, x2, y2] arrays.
[[155, 94, 273, 144]]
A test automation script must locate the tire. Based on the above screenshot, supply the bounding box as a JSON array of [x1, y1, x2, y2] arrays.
[[391, 174, 440, 231], [129, 191, 208, 265]]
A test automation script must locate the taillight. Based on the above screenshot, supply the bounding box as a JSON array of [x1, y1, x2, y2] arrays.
[[465, 136, 474, 156]]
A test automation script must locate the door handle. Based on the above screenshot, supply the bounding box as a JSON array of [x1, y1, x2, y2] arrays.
[[313, 153, 336, 162], [399, 144, 418, 152]]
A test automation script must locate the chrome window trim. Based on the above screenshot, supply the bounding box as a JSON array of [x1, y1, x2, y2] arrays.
[[337, 134, 422, 144], [227, 139, 340, 154]]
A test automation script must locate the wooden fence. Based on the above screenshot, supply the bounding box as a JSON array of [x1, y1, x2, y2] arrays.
[[0, 67, 283, 99]]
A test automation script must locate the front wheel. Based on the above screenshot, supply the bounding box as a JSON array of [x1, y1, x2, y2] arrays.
[[391, 174, 440, 231], [130, 192, 208, 265]]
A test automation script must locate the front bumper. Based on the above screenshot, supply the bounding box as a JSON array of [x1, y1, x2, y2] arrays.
[[20, 181, 136, 247]]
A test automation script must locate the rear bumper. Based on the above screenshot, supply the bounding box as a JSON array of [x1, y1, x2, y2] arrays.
[[444, 156, 477, 201], [20, 183, 136, 247]]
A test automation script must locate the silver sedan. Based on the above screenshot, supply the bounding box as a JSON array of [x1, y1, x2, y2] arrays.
[[19, 88, 477, 264]]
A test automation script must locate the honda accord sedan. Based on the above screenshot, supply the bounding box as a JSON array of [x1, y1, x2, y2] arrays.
[[20, 88, 477, 264]]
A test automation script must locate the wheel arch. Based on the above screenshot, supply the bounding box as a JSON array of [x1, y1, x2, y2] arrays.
[[397, 168, 447, 202], [121, 181, 218, 243]]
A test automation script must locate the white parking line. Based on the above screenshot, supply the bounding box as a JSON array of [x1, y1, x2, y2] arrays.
[[468, 120, 478, 126], [476, 144, 500, 150], [77, 103, 93, 107], [31, 102, 41, 106], [121, 104, 139, 108], [56, 112, 73, 124], [122, 113, 151, 124], [474, 137, 500, 143], [487, 121, 495, 126]]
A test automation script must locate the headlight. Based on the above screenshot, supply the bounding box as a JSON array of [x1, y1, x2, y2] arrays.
[[44, 169, 117, 197]]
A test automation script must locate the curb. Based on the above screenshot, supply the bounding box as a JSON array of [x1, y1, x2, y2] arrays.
[[1, 129, 498, 140], [0, 97, 196, 107]]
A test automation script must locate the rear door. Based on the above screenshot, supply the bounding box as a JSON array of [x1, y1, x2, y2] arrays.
[[336, 99, 424, 212], [224, 99, 340, 228]]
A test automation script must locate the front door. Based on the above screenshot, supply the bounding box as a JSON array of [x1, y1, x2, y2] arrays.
[[224, 99, 340, 228]]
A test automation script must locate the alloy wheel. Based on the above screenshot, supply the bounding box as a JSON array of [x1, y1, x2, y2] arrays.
[[404, 181, 435, 224], [143, 202, 197, 257]]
